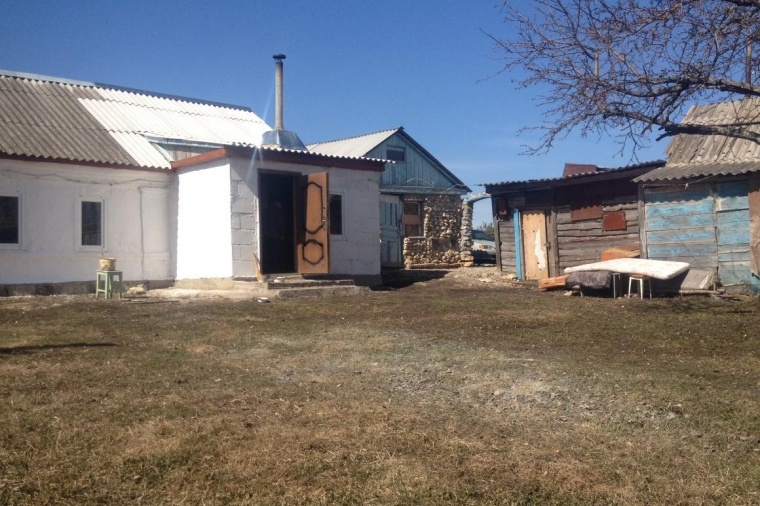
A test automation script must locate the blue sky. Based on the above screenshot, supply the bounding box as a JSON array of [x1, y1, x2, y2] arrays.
[[0, 1, 668, 227]]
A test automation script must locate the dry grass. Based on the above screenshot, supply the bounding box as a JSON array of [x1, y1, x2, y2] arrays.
[[1, 270, 759, 505]]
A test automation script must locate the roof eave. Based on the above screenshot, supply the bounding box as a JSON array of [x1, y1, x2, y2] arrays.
[[485, 160, 666, 193], [0, 152, 168, 172], [172, 146, 387, 172]]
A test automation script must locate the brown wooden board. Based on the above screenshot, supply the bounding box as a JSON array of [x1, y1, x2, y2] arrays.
[[522, 210, 549, 280], [600, 246, 640, 261], [297, 172, 330, 275], [538, 275, 567, 291]]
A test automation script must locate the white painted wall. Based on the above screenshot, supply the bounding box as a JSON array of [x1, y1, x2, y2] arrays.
[[1, 155, 382, 286], [176, 162, 234, 279], [0, 159, 174, 284], [325, 165, 382, 276]]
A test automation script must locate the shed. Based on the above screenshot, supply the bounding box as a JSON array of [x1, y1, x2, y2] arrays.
[[484, 161, 664, 280], [309, 128, 470, 268], [634, 99, 760, 292]]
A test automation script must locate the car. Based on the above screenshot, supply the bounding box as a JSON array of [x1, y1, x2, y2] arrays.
[[471, 229, 497, 264]]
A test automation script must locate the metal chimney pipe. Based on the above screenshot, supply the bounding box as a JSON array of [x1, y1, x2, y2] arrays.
[[273, 53, 286, 131], [260, 53, 307, 151]]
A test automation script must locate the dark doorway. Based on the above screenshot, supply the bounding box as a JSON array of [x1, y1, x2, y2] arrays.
[[260, 172, 297, 274]]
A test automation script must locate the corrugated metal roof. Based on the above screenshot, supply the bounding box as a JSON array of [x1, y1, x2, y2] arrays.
[[308, 127, 470, 191], [484, 160, 665, 188], [259, 144, 389, 163], [0, 70, 270, 169], [638, 98, 760, 182], [307, 128, 400, 158], [665, 99, 760, 165], [634, 161, 760, 182]]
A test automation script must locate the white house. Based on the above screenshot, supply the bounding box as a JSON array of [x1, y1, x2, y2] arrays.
[[0, 68, 385, 295]]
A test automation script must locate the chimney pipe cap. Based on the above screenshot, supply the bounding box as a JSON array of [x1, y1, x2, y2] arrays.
[[273, 53, 286, 61]]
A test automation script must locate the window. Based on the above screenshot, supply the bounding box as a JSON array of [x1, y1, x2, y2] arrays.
[[81, 200, 103, 247], [402, 201, 422, 237], [386, 146, 405, 162], [329, 194, 343, 235], [0, 195, 19, 244]]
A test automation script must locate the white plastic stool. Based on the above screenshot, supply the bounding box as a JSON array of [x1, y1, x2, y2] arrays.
[[627, 275, 651, 299]]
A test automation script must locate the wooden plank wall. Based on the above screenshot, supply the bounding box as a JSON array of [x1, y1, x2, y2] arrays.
[[644, 180, 758, 292], [556, 198, 640, 270], [497, 218, 516, 275], [644, 185, 717, 270], [715, 181, 751, 289]]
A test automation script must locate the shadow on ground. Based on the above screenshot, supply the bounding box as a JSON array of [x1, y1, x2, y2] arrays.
[[378, 269, 449, 289], [0, 342, 117, 355]]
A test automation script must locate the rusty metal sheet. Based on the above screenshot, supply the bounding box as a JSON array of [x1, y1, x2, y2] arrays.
[[602, 210, 628, 231], [570, 204, 603, 222]]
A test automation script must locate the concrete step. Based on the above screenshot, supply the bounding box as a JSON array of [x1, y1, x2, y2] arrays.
[[265, 277, 356, 290], [233, 276, 360, 299]]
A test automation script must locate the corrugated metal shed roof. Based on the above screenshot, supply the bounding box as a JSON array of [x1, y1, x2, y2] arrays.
[[634, 161, 760, 182], [637, 98, 760, 182], [307, 128, 399, 158], [0, 70, 270, 169], [484, 160, 665, 189]]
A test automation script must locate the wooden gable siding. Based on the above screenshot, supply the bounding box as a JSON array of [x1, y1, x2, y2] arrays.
[[643, 181, 758, 291], [366, 134, 456, 191], [556, 199, 640, 270]]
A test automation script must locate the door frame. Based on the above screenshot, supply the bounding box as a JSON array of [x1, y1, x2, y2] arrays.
[[258, 170, 331, 276], [258, 171, 298, 275]]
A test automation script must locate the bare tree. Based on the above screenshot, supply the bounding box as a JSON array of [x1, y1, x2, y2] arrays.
[[494, 0, 760, 154]]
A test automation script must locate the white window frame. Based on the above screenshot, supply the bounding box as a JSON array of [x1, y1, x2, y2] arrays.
[[77, 197, 106, 251], [0, 192, 22, 250]]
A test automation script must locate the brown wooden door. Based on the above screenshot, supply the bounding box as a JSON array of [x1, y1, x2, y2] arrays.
[[297, 172, 330, 274], [522, 210, 548, 280]]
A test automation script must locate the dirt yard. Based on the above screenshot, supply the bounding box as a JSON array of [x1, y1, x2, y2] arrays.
[[1, 267, 759, 505]]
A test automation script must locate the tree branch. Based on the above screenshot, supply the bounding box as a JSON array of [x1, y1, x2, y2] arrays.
[[492, 0, 760, 154]]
